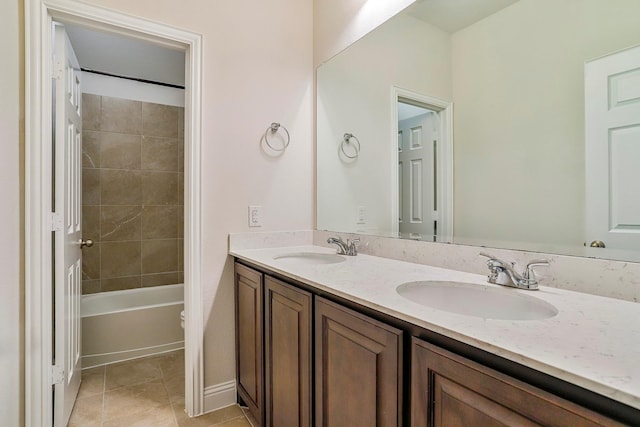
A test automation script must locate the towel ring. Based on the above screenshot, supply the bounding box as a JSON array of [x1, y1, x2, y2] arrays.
[[264, 122, 290, 151], [341, 133, 360, 159]]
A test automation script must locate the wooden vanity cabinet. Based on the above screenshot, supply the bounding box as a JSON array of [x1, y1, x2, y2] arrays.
[[235, 263, 313, 427], [235, 263, 264, 425], [411, 337, 624, 427], [315, 296, 403, 427], [264, 276, 312, 427]]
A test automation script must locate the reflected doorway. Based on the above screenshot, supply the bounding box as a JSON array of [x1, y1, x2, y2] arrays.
[[392, 88, 453, 243], [398, 101, 440, 240]]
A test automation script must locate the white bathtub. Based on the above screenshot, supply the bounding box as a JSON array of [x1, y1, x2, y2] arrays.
[[82, 284, 184, 369]]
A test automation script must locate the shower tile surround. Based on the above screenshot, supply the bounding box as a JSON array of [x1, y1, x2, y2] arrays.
[[82, 94, 184, 294]]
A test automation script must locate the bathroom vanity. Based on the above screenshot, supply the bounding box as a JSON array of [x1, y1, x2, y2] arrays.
[[231, 244, 640, 426]]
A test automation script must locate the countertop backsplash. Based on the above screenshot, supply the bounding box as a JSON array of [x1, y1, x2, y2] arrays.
[[313, 230, 640, 303], [228, 230, 640, 303]]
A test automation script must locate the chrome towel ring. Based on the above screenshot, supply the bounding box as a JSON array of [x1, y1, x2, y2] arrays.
[[264, 122, 290, 151], [341, 133, 360, 159]]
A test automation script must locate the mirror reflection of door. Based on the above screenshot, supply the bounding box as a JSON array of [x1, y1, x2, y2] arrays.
[[398, 100, 440, 241], [585, 44, 640, 252]]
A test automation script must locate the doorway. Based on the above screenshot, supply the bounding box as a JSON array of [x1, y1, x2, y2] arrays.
[[25, 1, 204, 425], [391, 87, 453, 242]]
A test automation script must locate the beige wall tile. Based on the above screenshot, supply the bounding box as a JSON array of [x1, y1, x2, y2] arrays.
[[177, 207, 184, 238], [177, 174, 184, 206], [142, 102, 178, 138], [177, 239, 184, 270], [141, 171, 178, 205], [82, 131, 101, 168], [177, 107, 184, 139], [83, 205, 100, 242], [82, 242, 101, 280], [82, 93, 101, 132], [141, 206, 178, 239], [101, 276, 141, 292], [142, 239, 179, 274], [101, 205, 142, 242], [82, 168, 101, 205], [177, 138, 184, 172], [100, 132, 142, 170], [141, 272, 182, 287], [101, 96, 142, 135], [101, 241, 141, 279], [82, 280, 101, 294], [142, 136, 179, 171], [101, 170, 142, 205], [82, 97, 186, 295]]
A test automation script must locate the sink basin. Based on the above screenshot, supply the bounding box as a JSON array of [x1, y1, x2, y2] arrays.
[[396, 281, 558, 320], [273, 252, 345, 265]]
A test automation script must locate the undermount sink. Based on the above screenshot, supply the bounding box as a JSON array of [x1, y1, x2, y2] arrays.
[[273, 252, 345, 265], [396, 281, 558, 320]]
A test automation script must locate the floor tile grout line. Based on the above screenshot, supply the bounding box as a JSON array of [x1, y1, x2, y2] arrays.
[[101, 365, 106, 427]]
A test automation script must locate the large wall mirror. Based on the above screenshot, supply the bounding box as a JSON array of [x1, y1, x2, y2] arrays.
[[317, 0, 640, 262]]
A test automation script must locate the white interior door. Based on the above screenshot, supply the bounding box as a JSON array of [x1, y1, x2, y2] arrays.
[[585, 44, 640, 251], [53, 22, 82, 427], [398, 111, 437, 239]]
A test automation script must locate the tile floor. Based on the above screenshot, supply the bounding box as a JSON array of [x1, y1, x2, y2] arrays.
[[68, 350, 252, 427]]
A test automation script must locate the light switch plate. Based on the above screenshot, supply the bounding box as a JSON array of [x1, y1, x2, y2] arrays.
[[357, 205, 366, 224], [248, 205, 262, 227]]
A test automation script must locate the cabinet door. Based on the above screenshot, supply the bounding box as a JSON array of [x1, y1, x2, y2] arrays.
[[315, 296, 403, 427], [235, 263, 264, 426], [411, 338, 624, 427], [264, 276, 312, 427]]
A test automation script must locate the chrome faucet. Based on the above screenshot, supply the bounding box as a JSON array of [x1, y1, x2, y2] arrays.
[[480, 253, 549, 290], [327, 236, 359, 256]]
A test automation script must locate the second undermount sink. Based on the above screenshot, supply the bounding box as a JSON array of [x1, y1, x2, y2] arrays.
[[273, 252, 346, 265], [396, 281, 558, 320]]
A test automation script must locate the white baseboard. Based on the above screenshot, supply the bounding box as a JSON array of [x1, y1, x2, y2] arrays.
[[203, 380, 237, 413]]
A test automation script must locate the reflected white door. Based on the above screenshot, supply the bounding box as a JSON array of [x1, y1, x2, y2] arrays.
[[53, 23, 82, 427], [585, 45, 640, 251], [398, 112, 437, 239]]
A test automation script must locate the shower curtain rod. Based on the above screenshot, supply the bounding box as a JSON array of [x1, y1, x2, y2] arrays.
[[81, 68, 185, 89]]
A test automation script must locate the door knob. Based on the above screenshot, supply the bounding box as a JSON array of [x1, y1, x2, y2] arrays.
[[589, 240, 606, 248], [80, 238, 94, 248]]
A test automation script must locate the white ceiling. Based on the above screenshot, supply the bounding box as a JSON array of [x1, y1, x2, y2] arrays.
[[64, 23, 186, 87], [407, 0, 520, 33]]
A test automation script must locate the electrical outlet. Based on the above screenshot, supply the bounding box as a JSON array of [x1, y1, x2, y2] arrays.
[[356, 206, 366, 224], [248, 205, 262, 227]]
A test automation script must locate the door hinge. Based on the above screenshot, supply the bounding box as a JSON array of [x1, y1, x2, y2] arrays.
[[51, 212, 63, 232], [51, 365, 65, 385], [431, 210, 440, 221], [52, 57, 63, 81]]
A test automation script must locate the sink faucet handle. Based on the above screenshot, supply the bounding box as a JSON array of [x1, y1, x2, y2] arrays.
[[479, 253, 513, 268], [346, 238, 360, 256], [523, 259, 549, 281]]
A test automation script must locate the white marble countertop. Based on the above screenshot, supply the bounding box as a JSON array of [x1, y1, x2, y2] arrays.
[[230, 244, 640, 411]]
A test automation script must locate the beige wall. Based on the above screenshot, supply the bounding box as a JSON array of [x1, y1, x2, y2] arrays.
[[452, 0, 640, 247], [317, 14, 451, 234], [0, 0, 23, 425]]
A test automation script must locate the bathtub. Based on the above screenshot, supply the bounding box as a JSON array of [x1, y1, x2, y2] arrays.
[[81, 284, 184, 369]]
